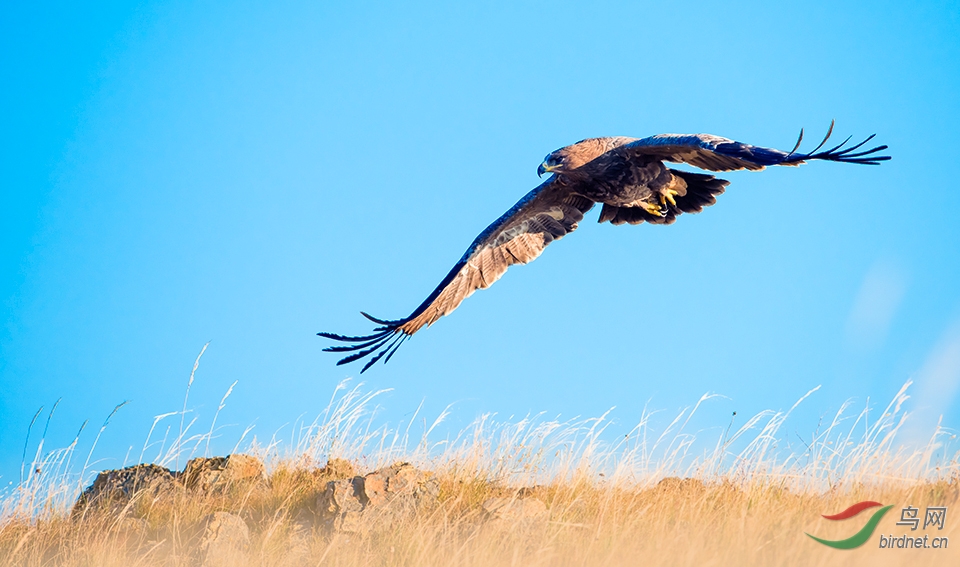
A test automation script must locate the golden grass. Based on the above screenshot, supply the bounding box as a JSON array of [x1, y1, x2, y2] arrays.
[[2, 379, 959, 566]]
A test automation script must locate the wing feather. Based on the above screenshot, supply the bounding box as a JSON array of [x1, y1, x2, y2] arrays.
[[623, 121, 889, 172], [319, 179, 594, 372]]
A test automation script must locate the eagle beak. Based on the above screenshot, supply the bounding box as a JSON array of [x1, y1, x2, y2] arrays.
[[538, 162, 557, 178]]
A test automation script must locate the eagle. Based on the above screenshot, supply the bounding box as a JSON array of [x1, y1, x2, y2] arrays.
[[320, 122, 889, 373]]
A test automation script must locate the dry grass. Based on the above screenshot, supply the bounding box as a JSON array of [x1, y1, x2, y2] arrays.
[[2, 376, 959, 566]]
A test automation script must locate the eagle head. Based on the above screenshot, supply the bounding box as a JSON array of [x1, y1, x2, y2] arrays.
[[538, 138, 618, 177]]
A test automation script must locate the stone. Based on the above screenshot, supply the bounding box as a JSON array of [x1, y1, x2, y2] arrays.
[[359, 462, 440, 527], [363, 462, 440, 509], [180, 454, 266, 492], [198, 511, 250, 567], [319, 458, 357, 480], [72, 463, 176, 517], [317, 463, 440, 533], [317, 477, 366, 533]]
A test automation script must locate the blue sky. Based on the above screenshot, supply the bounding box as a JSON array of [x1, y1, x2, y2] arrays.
[[2, 0, 960, 483]]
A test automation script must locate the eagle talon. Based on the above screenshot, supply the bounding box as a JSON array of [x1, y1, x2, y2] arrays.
[[641, 201, 667, 217]]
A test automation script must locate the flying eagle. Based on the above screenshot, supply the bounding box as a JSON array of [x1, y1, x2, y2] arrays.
[[320, 122, 889, 372]]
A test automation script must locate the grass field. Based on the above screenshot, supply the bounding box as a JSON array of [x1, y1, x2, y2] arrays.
[[2, 379, 958, 566]]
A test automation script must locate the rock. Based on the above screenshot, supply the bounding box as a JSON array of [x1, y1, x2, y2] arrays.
[[319, 458, 357, 480], [72, 464, 176, 517], [363, 462, 440, 510], [317, 463, 440, 533], [318, 477, 366, 533], [198, 512, 250, 567], [181, 454, 266, 492], [482, 496, 549, 528], [360, 462, 440, 527]]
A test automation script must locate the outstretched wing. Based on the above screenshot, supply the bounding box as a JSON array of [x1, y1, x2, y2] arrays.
[[623, 121, 889, 172], [319, 179, 594, 373]]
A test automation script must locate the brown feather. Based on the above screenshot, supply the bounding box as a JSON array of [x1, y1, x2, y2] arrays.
[[394, 183, 594, 335]]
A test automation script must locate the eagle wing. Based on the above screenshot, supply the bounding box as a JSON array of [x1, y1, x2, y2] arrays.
[[319, 179, 595, 373], [622, 121, 889, 172]]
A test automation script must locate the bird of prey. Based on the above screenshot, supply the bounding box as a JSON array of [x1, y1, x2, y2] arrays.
[[320, 122, 889, 372]]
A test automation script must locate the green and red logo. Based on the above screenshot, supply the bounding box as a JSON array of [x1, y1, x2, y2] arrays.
[[806, 501, 893, 549]]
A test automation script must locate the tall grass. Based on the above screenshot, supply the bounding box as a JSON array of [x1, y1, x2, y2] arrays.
[[1, 363, 958, 566]]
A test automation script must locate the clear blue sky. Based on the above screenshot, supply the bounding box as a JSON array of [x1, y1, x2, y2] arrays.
[[3, 0, 960, 483]]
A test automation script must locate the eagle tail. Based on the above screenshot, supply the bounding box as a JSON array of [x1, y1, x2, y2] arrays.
[[667, 170, 730, 214]]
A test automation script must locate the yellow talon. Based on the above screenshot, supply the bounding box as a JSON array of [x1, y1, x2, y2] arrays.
[[642, 201, 665, 216], [660, 189, 679, 207]]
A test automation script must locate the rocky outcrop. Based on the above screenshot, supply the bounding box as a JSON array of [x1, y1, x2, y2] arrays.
[[318, 458, 357, 480], [72, 463, 177, 517], [72, 454, 265, 517], [317, 462, 440, 532], [181, 454, 266, 492], [363, 461, 440, 510], [72, 458, 451, 539], [319, 477, 367, 532]]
